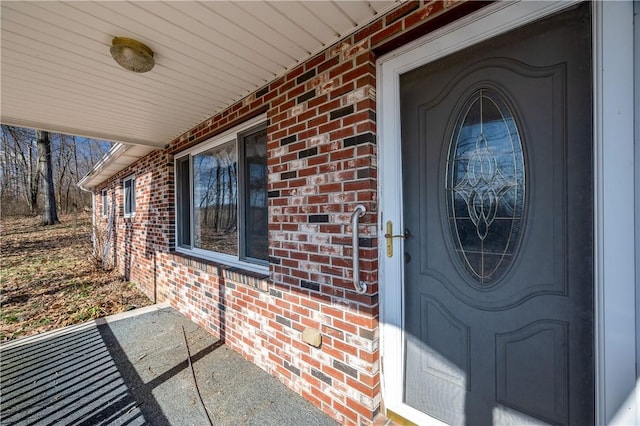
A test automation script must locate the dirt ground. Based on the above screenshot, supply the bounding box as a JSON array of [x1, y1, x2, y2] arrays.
[[0, 213, 152, 341]]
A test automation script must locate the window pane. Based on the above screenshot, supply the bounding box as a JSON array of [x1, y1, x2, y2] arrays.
[[446, 89, 525, 285], [124, 180, 129, 202], [102, 191, 108, 216], [243, 129, 268, 261], [130, 179, 135, 213], [193, 141, 238, 255], [124, 179, 132, 215], [176, 157, 191, 247]]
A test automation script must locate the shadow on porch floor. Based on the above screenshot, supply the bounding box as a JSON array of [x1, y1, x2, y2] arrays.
[[0, 304, 336, 426]]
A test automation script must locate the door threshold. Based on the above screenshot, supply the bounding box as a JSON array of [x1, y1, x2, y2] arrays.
[[384, 409, 418, 426]]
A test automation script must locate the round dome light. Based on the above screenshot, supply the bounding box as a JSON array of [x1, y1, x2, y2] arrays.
[[110, 37, 155, 73]]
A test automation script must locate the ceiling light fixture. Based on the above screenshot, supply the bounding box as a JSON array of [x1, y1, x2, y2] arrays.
[[110, 37, 155, 73]]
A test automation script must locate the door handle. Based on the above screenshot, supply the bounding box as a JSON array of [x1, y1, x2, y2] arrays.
[[385, 221, 409, 258], [351, 204, 367, 294]]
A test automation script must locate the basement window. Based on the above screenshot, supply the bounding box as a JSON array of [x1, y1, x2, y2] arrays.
[[123, 175, 136, 217], [175, 118, 268, 273]]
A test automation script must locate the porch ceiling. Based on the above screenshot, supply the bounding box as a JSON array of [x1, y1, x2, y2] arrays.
[[1, 1, 398, 148]]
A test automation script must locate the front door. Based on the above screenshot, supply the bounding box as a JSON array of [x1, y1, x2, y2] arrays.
[[399, 4, 592, 425]]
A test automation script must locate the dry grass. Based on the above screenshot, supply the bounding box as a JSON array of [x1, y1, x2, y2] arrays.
[[0, 212, 152, 341]]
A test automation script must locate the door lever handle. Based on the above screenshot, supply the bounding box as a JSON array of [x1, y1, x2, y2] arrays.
[[385, 221, 409, 257], [384, 231, 409, 239]]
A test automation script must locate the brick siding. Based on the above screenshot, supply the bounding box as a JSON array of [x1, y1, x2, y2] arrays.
[[93, 2, 477, 424]]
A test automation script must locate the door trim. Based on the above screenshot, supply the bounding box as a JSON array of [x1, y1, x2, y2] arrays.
[[377, 1, 636, 424]]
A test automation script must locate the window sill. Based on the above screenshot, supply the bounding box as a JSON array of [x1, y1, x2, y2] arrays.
[[175, 247, 268, 275], [170, 250, 270, 292]]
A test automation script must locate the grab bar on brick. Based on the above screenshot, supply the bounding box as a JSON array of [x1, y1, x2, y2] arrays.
[[351, 204, 367, 295]]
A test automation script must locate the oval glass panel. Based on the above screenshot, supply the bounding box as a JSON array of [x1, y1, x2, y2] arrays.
[[445, 89, 525, 285]]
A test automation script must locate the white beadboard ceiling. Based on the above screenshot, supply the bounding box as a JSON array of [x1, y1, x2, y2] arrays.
[[1, 1, 399, 149]]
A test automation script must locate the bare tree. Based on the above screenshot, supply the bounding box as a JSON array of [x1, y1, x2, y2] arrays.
[[1, 126, 112, 217], [37, 130, 59, 225], [2, 126, 40, 214]]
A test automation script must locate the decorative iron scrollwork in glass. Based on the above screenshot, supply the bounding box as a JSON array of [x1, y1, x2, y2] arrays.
[[446, 89, 525, 285]]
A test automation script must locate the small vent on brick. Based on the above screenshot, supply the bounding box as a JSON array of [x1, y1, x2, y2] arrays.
[[344, 132, 375, 147], [298, 147, 317, 159], [330, 105, 354, 120], [255, 86, 269, 98], [309, 214, 329, 223], [297, 89, 316, 104], [281, 171, 297, 180], [357, 168, 372, 179], [301, 280, 320, 292], [296, 69, 316, 85], [280, 135, 297, 146], [359, 237, 375, 248]]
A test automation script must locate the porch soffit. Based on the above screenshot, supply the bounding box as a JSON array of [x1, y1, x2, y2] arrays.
[[1, 0, 398, 150]]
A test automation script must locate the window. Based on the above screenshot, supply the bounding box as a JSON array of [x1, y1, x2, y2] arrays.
[[446, 89, 525, 285], [175, 119, 268, 270], [101, 189, 108, 217], [123, 175, 136, 217]]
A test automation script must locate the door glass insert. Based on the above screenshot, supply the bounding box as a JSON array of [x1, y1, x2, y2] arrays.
[[446, 89, 525, 285]]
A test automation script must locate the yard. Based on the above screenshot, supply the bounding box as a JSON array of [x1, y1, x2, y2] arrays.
[[0, 213, 152, 341]]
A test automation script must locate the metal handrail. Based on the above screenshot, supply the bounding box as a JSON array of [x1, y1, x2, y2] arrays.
[[351, 204, 367, 294]]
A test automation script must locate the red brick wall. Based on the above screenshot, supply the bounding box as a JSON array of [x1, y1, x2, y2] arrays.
[[93, 2, 477, 424]]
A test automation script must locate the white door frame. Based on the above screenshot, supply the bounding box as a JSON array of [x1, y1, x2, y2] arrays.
[[377, 1, 636, 424]]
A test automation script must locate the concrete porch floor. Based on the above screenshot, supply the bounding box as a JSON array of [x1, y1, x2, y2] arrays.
[[0, 304, 337, 425]]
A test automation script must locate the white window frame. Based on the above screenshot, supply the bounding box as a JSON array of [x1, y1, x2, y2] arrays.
[[123, 175, 136, 218], [377, 1, 636, 424], [101, 189, 108, 218], [174, 114, 268, 275]]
